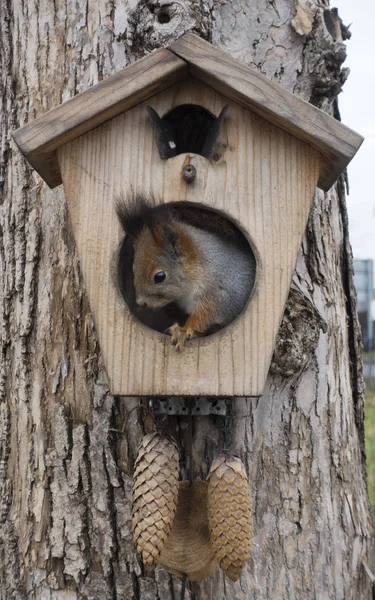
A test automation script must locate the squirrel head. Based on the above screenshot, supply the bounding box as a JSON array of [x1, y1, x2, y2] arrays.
[[117, 196, 196, 309]]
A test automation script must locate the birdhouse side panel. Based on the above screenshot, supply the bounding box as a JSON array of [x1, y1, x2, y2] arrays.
[[58, 79, 320, 396]]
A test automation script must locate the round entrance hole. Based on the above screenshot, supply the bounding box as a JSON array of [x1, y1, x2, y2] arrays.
[[117, 202, 257, 337]]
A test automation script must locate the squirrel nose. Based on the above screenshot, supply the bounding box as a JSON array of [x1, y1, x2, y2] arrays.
[[136, 295, 148, 308]]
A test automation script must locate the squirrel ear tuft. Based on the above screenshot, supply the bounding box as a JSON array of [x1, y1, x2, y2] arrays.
[[116, 194, 154, 238], [162, 225, 183, 259]]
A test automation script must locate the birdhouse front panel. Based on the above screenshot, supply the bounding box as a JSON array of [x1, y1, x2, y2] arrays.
[[57, 78, 320, 396]]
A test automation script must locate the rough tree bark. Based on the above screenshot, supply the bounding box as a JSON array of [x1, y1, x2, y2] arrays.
[[0, 1, 373, 599]]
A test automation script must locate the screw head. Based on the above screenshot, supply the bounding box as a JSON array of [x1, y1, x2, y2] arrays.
[[182, 164, 197, 183]]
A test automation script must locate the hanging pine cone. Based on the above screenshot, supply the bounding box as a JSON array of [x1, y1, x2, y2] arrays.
[[132, 433, 180, 565], [207, 455, 252, 581]]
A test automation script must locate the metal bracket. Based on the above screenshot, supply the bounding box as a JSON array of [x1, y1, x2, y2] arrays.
[[149, 397, 227, 416]]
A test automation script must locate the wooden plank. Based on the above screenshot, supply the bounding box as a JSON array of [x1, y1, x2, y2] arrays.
[[12, 49, 188, 188], [58, 79, 320, 396], [169, 34, 363, 191]]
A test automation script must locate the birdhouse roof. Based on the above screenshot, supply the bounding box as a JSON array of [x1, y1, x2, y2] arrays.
[[13, 33, 363, 191]]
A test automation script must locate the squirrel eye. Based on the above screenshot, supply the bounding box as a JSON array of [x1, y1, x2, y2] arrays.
[[154, 271, 166, 284]]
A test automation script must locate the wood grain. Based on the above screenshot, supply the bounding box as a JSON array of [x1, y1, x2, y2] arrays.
[[169, 34, 363, 191], [58, 79, 320, 397], [12, 49, 188, 188]]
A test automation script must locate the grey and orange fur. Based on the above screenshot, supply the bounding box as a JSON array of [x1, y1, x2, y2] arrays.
[[116, 195, 256, 350]]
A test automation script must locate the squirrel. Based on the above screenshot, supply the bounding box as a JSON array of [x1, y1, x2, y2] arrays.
[[116, 195, 256, 351]]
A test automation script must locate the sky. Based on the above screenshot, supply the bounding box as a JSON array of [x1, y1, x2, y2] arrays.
[[334, 0, 375, 267]]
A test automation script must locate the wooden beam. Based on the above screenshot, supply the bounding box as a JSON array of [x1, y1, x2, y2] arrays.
[[169, 34, 363, 191], [12, 49, 188, 188]]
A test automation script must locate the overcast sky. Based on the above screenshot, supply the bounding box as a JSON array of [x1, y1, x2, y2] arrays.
[[334, 0, 375, 267]]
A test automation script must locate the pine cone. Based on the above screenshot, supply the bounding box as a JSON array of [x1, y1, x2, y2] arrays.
[[132, 433, 180, 565], [207, 456, 252, 581]]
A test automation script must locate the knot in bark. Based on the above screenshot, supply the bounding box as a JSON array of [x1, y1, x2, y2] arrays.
[[271, 288, 327, 377]]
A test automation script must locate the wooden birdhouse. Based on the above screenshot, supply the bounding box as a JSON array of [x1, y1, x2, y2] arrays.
[[13, 34, 363, 398]]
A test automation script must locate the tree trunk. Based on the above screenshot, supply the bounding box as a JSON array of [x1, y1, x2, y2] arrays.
[[0, 1, 373, 599]]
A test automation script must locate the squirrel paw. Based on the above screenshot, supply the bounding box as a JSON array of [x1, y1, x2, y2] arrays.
[[166, 323, 195, 351]]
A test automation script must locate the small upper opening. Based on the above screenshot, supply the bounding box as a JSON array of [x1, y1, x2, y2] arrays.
[[147, 104, 228, 160], [162, 105, 218, 155]]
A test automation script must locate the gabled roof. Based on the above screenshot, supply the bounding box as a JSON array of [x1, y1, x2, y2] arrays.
[[13, 33, 363, 191]]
